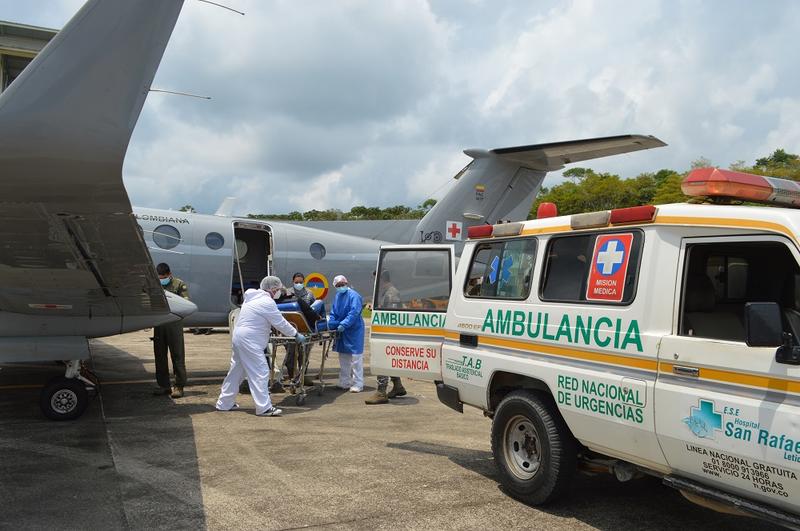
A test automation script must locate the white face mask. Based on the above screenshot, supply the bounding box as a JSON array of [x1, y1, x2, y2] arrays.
[[272, 289, 281, 299], [294, 283, 304, 291]]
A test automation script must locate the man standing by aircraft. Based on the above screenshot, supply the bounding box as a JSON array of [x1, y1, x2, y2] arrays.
[[154, 263, 190, 398], [366, 271, 405, 404], [216, 276, 306, 417]]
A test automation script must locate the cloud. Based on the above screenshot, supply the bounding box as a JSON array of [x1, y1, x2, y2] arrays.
[[4, 0, 800, 215]]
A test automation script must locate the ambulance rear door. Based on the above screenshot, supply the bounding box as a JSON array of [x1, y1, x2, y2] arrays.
[[369, 245, 454, 381]]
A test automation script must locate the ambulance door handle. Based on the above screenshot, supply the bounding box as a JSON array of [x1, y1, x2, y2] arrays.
[[673, 365, 699, 377], [460, 334, 478, 348]]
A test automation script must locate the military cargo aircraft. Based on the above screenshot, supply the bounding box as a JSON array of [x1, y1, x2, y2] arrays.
[[136, 134, 666, 328]]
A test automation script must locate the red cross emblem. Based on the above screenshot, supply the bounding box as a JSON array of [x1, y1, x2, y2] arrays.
[[446, 221, 462, 240]]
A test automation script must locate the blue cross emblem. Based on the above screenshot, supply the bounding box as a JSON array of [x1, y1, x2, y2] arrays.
[[595, 239, 626, 276], [683, 399, 722, 439], [489, 255, 513, 284]]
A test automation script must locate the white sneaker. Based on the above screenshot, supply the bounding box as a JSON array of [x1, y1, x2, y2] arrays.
[[349, 386, 362, 393], [337, 384, 352, 390], [256, 407, 282, 417], [216, 403, 240, 412]]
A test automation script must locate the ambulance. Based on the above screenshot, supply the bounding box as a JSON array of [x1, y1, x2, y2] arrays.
[[369, 168, 800, 527]]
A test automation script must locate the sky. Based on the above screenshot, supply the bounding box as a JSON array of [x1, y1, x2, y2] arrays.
[[2, 0, 800, 215]]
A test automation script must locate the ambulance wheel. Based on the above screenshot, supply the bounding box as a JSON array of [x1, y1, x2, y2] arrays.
[[491, 390, 576, 505], [40, 377, 88, 421]]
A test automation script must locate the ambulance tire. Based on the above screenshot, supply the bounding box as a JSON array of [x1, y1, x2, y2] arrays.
[[491, 391, 576, 505]]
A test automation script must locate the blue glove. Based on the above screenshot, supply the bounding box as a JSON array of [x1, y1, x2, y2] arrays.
[[337, 325, 344, 333], [295, 333, 306, 343]]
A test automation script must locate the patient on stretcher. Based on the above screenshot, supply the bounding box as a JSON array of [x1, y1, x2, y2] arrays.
[[275, 299, 327, 334]]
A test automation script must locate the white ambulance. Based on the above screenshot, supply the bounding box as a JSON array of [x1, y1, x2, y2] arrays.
[[369, 167, 800, 527]]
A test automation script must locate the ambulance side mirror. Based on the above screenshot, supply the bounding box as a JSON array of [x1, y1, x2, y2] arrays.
[[744, 302, 783, 347]]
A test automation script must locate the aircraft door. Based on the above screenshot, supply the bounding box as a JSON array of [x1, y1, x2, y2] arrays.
[[369, 245, 454, 382], [231, 222, 272, 305]]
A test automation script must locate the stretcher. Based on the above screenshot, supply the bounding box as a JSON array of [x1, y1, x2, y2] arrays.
[[268, 300, 336, 406]]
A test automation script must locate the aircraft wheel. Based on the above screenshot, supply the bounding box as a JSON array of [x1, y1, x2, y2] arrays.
[[40, 377, 88, 421]]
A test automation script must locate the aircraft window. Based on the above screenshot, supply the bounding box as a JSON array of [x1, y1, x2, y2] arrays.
[[310, 242, 326, 260], [205, 232, 225, 250], [153, 224, 181, 250], [465, 238, 537, 300], [235, 239, 248, 260]]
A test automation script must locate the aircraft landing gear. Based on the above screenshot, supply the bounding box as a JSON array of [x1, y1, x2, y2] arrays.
[[39, 360, 97, 421]]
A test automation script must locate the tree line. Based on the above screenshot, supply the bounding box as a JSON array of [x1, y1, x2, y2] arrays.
[[247, 198, 437, 221], [181, 149, 800, 220], [531, 148, 800, 217]]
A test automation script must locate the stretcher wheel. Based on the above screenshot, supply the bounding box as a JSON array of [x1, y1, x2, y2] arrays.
[[296, 395, 306, 406]]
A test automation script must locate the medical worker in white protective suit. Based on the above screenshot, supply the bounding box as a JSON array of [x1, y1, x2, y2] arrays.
[[216, 276, 306, 417]]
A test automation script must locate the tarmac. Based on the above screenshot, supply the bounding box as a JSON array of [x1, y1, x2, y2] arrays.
[[0, 326, 780, 530]]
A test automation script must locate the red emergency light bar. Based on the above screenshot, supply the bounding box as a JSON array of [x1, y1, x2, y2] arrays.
[[467, 225, 494, 239], [682, 167, 800, 207], [610, 205, 657, 224], [467, 222, 524, 239]]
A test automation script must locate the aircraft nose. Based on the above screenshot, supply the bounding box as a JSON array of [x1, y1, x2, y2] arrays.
[[165, 291, 197, 319]]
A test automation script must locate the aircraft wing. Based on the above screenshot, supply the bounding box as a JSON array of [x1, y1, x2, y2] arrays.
[[0, 0, 185, 323], [489, 134, 667, 171]]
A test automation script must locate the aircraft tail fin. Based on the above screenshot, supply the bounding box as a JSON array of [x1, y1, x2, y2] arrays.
[[411, 134, 666, 251], [0, 0, 184, 197], [214, 197, 237, 217]]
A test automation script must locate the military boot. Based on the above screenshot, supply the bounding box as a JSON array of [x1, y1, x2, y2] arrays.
[[364, 385, 389, 404], [387, 377, 407, 398]]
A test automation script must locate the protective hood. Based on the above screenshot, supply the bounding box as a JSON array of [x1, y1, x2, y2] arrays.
[[243, 289, 268, 303]]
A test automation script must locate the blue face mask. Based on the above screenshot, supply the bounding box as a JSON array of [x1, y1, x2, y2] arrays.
[[294, 283, 304, 291], [336, 286, 348, 294], [160, 277, 171, 286]]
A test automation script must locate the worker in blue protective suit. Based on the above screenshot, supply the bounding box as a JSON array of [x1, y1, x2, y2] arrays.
[[327, 274, 365, 392]]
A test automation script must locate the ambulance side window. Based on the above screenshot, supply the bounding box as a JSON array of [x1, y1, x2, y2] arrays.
[[540, 231, 643, 305], [375, 249, 451, 312], [680, 240, 800, 342], [464, 237, 537, 300]]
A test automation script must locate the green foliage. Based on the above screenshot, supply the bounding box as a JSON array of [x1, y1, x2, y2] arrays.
[[651, 172, 687, 205], [248, 199, 437, 221], [242, 148, 800, 222], [178, 204, 196, 213], [531, 169, 681, 217], [529, 148, 800, 218], [691, 157, 713, 169], [755, 148, 799, 169], [750, 149, 800, 181]]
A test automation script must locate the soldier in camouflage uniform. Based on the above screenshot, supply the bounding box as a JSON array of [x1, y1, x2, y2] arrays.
[[366, 270, 406, 404], [153, 262, 190, 398]]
